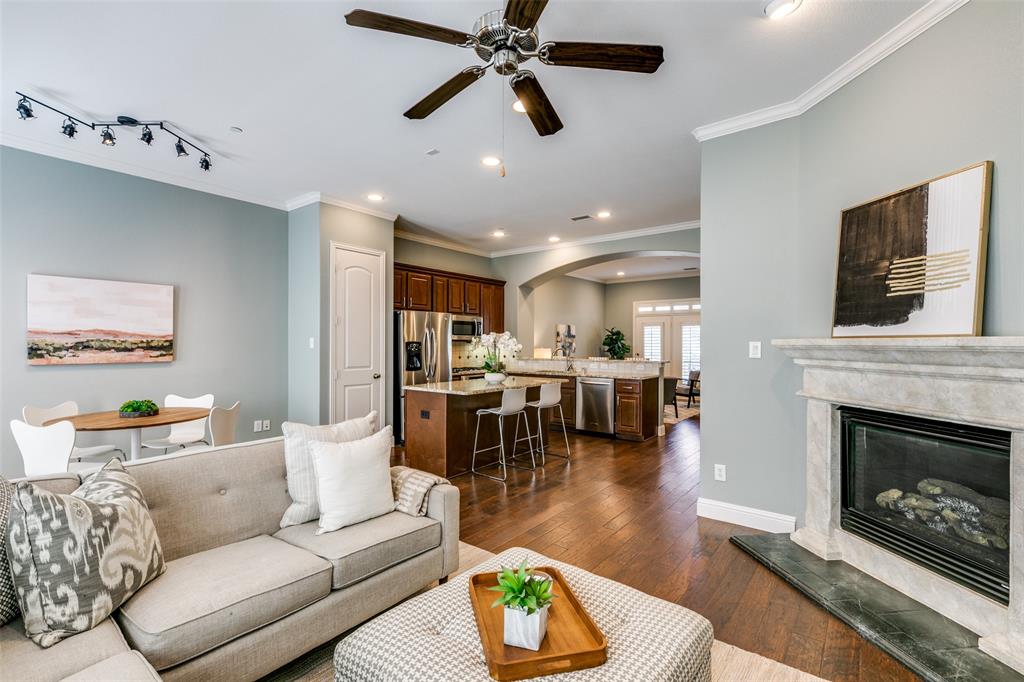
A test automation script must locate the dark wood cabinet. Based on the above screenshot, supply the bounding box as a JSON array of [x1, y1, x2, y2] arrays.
[[480, 284, 504, 334], [394, 270, 407, 309], [615, 394, 642, 436], [558, 380, 576, 430], [432, 276, 447, 313], [447, 278, 465, 313], [464, 281, 481, 314], [406, 272, 433, 310], [615, 378, 659, 441]]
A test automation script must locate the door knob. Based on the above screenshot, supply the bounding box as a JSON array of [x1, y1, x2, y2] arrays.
[[373, 373, 381, 379]]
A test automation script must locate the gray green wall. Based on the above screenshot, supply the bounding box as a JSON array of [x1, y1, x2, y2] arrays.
[[531, 276, 607, 357], [395, 236, 494, 279], [700, 0, 1024, 520], [0, 147, 289, 478], [604, 277, 701, 349], [287, 204, 320, 425]]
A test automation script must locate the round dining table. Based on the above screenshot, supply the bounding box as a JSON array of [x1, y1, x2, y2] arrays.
[[44, 407, 211, 461]]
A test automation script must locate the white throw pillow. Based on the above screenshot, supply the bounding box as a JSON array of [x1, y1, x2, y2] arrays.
[[279, 412, 377, 528], [310, 426, 395, 535]]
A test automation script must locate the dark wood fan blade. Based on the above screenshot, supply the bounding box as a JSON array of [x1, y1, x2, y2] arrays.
[[404, 69, 486, 119], [543, 42, 664, 73], [510, 73, 563, 137], [345, 9, 472, 46], [504, 0, 548, 30]]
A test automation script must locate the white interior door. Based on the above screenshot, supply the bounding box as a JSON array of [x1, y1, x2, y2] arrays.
[[331, 243, 385, 423]]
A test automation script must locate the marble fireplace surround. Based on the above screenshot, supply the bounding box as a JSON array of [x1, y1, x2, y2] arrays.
[[774, 337, 1024, 675]]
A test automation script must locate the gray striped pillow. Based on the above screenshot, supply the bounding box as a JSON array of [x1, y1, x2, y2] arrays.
[[280, 412, 377, 528]]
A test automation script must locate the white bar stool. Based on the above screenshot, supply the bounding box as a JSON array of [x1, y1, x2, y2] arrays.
[[526, 382, 572, 465], [471, 387, 535, 482]]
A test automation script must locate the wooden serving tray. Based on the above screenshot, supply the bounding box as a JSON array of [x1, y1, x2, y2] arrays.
[[468, 566, 607, 681]]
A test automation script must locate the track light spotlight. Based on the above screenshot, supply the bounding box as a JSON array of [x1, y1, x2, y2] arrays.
[[199, 154, 212, 172], [61, 118, 78, 138], [175, 138, 188, 157], [100, 126, 116, 146], [16, 96, 34, 120], [140, 125, 154, 145]]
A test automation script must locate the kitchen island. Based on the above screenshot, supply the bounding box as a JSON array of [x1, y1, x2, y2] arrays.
[[403, 376, 567, 478]]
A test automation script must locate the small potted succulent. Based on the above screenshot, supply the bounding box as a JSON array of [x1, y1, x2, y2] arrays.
[[472, 331, 523, 383], [489, 560, 556, 651], [119, 399, 159, 418]]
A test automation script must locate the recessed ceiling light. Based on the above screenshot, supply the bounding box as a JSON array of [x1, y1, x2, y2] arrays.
[[492, 229, 506, 238], [596, 210, 612, 219], [512, 99, 526, 113], [548, 236, 561, 243], [481, 156, 501, 167], [763, 0, 802, 20], [366, 193, 384, 202], [229, 126, 244, 134], [616, 271, 625, 277]]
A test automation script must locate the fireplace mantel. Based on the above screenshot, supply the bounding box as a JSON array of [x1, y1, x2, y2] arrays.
[[774, 336, 1024, 674]]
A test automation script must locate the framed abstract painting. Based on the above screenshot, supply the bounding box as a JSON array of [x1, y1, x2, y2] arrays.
[[27, 274, 175, 365], [832, 161, 992, 338]]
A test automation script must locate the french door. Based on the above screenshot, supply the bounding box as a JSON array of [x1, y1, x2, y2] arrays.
[[633, 301, 701, 378]]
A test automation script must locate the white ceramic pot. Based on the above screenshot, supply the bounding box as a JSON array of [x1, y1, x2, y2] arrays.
[[503, 603, 550, 651], [484, 372, 507, 383]]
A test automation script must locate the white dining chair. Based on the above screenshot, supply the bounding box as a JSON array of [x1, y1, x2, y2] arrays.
[[141, 393, 214, 453], [10, 419, 76, 477], [178, 401, 241, 455], [22, 401, 124, 464]]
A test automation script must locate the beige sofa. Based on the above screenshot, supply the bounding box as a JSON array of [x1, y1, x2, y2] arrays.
[[2, 436, 460, 681]]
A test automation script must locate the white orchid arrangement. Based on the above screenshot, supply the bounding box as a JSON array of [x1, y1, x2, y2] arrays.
[[472, 331, 523, 373]]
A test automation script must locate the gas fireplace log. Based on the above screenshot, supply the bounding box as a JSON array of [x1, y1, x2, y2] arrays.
[[917, 478, 1010, 518], [875, 487, 1009, 549], [940, 509, 1009, 550]]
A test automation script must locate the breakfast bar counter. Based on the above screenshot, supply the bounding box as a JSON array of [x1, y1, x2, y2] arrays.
[[403, 376, 567, 478]]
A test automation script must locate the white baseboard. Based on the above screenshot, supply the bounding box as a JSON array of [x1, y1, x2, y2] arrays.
[[697, 497, 796, 533]]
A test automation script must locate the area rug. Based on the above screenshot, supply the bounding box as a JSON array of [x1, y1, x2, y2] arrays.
[[664, 403, 700, 424], [262, 542, 822, 682]]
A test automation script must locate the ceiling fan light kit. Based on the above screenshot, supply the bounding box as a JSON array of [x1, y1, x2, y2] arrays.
[[345, 0, 664, 137], [12, 91, 215, 171], [764, 0, 802, 20]]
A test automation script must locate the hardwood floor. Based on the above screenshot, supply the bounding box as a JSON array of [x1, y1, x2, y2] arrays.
[[438, 418, 919, 682]]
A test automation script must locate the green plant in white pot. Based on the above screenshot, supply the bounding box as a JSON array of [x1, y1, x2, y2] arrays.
[[473, 332, 523, 383], [489, 561, 555, 651]]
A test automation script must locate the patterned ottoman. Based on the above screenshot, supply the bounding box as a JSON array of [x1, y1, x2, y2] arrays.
[[334, 548, 713, 681]]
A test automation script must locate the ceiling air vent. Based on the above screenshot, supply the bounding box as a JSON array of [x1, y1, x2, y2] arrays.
[[571, 215, 592, 221]]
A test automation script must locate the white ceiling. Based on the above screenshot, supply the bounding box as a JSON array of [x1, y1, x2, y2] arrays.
[[570, 255, 700, 283], [1, 1, 925, 251]]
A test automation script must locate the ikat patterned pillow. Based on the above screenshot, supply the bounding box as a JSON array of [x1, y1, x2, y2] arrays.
[[0, 477, 18, 625], [5, 459, 165, 647]]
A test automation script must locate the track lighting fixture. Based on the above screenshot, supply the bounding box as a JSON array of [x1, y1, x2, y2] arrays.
[[16, 96, 34, 120], [12, 91, 214, 172]]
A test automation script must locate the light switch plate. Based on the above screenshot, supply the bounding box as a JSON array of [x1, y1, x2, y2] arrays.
[[748, 341, 762, 359], [262, 419, 271, 431], [714, 464, 727, 482], [253, 420, 262, 433]]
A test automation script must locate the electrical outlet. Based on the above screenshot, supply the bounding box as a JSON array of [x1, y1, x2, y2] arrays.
[[253, 420, 262, 433], [714, 464, 727, 482], [262, 419, 271, 431], [748, 341, 762, 359]]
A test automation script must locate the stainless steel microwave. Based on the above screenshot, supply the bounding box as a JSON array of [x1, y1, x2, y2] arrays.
[[451, 315, 483, 341]]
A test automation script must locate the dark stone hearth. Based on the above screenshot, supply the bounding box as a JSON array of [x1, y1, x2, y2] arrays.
[[731, 533, 1023, 682]]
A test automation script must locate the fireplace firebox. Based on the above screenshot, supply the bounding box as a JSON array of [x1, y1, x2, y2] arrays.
[[840, 406, 1011, 604]]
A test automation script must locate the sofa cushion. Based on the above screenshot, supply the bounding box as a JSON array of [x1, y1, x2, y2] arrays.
[[61, 651, 161, 682], [0, 617, 130, 682], [116, 534, 331, 670], [274, 512, 441, 589], [311, 426, 395, 535]]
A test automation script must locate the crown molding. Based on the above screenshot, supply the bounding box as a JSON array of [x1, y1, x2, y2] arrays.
[[691, 0, 971, 142], [488, 220, 700, 258], [394, 229, 491, 258], [606, 271, 701, 284], [285, 191, 398, 221], [0, 133, 284, 210]]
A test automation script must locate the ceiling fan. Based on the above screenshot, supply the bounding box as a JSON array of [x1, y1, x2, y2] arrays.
[[345, 0, 664, 136]]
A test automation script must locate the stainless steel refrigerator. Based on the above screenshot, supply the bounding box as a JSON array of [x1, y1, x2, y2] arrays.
[[393, 310, 452, 443]]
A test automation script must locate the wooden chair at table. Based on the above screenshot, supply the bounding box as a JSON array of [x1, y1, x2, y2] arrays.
[[10, 420, 76, 477], [22, 401, 124, 464], [680, 370, 701, 408], [141, 393, 214, 453], [663, 377, 680, 418]]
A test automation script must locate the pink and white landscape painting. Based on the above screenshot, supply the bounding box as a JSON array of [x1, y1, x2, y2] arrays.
[[27, 274, 174, 365]]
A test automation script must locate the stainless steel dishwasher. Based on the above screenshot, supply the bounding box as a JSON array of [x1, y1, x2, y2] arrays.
[[576, 377, 615, 433]]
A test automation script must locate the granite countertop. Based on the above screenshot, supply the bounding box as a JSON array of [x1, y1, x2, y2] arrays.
[[404, 376, 568, 396], [510, 369, 661, 380]]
